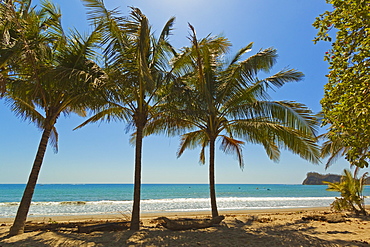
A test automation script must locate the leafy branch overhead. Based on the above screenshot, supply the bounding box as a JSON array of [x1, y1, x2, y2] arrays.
[[313, 0, 370, 168]]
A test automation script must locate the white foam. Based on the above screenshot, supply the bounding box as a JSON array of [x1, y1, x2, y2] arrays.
[[1, 197, 369, 218]]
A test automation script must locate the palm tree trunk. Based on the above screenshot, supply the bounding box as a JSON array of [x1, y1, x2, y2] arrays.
[[130, 124, 143, 230], [9, 127, 52, 236], [209, 138, 219, 218]]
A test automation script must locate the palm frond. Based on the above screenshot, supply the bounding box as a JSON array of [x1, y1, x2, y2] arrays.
[[228, 118, 319, 163], [177, 130, 208, 158], [260, 68, 304, 90], [227, 47, 277, 85], [229, 42, 253, 66], [82, 0, 120, 27], [199, 141, 207, 164], [74, 105, 132, 130], [220, 135, 245, 169], [49, 126, 59, 153], [319, 132, 348, 169], [159, 16, 175, 42], [187, 23, 206, 90], [82, 0, 129, 54], [220, 81, 264, 117], [40, 0, 65, 40], [5, 96, 45, 130], [229, 119, 281, 161], [144, 114, 193, 137], [230, 100, 318, 136]]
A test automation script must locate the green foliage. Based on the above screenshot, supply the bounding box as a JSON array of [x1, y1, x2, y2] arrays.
[[0, 0, 44, 95], [319, 131, 349, 169], [168, 25, 320, 167], [77, 1, 175, 131], [325, 169, 368, 215], [313, 0, 370, 168]]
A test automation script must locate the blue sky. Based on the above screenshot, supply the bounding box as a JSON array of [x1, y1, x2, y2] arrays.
[[1, 0, 366, 184]]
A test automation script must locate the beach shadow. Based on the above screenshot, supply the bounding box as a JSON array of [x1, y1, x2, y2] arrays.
[[0, 231, 51, 247], [1, 216, 369, 247], [118, 224, 358, 247], [54, 228, 140, 246], [48, 223, 364, 246]]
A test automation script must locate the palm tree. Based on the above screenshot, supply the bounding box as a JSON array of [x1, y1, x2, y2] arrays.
[[325, 169, 368, 215], [168, 25, 320, 218], [5, 1, 105, 235], [78, 0, 175, 230]]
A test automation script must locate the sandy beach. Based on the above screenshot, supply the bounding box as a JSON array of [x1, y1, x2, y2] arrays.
[[0, 207, 369, 247]]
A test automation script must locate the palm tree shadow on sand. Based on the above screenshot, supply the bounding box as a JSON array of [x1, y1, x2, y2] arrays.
[[1, 214, 369, 247]]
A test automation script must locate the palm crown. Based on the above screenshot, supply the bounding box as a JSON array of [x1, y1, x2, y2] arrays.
[[171, 25, 319, 166]]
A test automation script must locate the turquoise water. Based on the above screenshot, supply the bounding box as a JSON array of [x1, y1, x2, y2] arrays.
[[1, 184, 369, 217]]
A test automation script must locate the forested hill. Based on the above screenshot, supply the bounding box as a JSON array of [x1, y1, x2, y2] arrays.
[[302, 172, 370, 185]]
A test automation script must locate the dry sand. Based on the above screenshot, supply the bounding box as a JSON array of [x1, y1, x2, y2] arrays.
[[0, 207, 369, 247]]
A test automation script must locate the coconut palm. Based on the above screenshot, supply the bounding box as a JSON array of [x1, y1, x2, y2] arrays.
[[5, 1, 105, 235], [167, 25, 320, 218], [78, 0, 175, 230]]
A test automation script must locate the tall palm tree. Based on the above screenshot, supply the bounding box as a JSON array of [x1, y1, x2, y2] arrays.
[[5, 1, 105, 235], [78, 0, 175, 230], [168, 25, 320, 218]]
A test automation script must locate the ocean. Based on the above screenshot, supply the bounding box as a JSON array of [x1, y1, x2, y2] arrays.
[[1, 184, 369, 218]]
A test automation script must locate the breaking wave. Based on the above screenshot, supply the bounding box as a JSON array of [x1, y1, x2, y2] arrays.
[[0, 196, 342, 218]]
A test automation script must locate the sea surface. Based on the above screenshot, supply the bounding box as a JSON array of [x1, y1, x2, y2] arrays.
[[1, 184, 369, 218]]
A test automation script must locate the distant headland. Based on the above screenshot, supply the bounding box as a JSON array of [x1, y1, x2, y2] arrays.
[[302, 172, 370, 185]]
